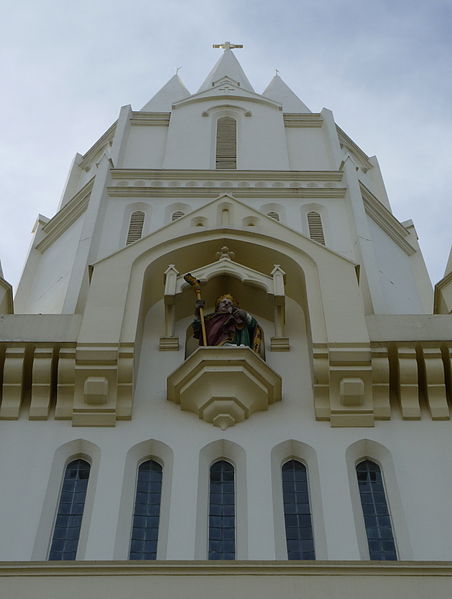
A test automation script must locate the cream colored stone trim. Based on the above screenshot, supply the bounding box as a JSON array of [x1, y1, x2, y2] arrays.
[[1, 559, 452, 576], [130, 112, 171, 126], [283, 113, 323, 127], [313, 341, 451, 426], [110, 168, 343, 181], [36, 178, 94, 252], [108, 186, 345, 199], [361, 183, 416, 256], [167, 347, 282, 429], [79, 122, 116, 168], [434, 271, 452, 314], [337, 126, 373, 171]]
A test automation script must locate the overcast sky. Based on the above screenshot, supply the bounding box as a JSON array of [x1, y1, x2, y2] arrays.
[[0, 0, 450, 295]]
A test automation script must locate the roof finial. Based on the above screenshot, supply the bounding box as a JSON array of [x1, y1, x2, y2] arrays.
[[176, 66, 182, 75], [212, 41, 243, 51], [275, 68, 280, 76]]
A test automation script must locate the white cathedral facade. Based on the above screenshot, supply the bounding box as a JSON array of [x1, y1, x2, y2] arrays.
[[1, 44, 452, 597]]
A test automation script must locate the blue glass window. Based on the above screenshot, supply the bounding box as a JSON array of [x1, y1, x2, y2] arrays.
[[49, 458, 90, 560], [129, 460, 163, 560], [356, 460, 397, 560], [209, 460, 235, 560], [282, 460, 315, 559]]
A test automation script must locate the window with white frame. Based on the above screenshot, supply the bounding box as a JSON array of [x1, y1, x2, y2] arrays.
[[48, 459, 90, 560], [216, 117, 237, 169], [356, 460, 397, 560]]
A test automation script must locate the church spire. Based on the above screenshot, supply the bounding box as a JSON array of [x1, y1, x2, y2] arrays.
[[198, 43, 254, 93], [141, 73, 190, 112], [262, 73, 311, 113]]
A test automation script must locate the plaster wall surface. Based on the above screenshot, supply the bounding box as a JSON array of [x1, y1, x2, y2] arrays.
[[2, 396, 452, 561], [163, 101, 289, 170], [2, 564, 452, 599], [121, 125, 168, 169], [286, 128, 334, 171], [17, 215, 85, 314], [368, 217, 425, 314]]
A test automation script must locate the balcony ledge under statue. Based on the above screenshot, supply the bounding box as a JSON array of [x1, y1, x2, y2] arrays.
[[167, 346, 282, 429]]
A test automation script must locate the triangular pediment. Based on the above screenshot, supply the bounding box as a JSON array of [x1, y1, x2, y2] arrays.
[[95, 194, 355, 271], [173, 77, 281, 110]]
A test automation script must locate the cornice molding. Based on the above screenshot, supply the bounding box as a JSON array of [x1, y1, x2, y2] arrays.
[[361, 183, 416, 256], [110, 169, 343, 182], [173, 89, 282, 111], [337, 126, 373, 171], [36, 178, 94, 253], [131, 112, 171, 126], [283, 113, 323, 128], [1, 560, 452, 577], [79, 122, 117, 168], [434, 271, 452, 313], [107, 185, 346, 200]]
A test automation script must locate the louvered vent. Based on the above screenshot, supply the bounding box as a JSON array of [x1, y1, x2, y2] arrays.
[[216, 117, 237, 169], [307, 211, 325, 245], [267, 211, 280, 221], [126, 210, 145, 245], [171, 210, 185, 221]]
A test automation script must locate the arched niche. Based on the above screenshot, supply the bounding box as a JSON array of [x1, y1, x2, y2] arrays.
[[162, 250, 288, 352]]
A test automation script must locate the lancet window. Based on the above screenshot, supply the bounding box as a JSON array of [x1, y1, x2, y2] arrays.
[[126, 210, 145, 244], [208, 460, 235, 559], [216, 117, 237, 169], [282, 460, 315, 559], [129, 460, 163, 560], [307, 211, 325, 245], [48, 459, 90, 560], [356, 460, 397, 560]]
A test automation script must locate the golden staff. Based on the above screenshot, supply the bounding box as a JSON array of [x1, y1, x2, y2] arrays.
[[184, 273, 207, 346]]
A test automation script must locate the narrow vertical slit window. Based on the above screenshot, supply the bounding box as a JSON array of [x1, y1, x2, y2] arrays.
[[48, 459, 90, 560], [209, 460, 235, 559], [282, 460, 315, 559], [126, 210, 145, 245], [216, 117, 237, 169], [307, 211, 325, 245], [129, 460, 163, 560], [356, 460, 397, 560]]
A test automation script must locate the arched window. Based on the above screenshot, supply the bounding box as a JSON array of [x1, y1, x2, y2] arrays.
[[129, 460, 163, 560], [171, 210, 185, 222], [267, 211, 280, 221], [126, 210, 145, 245], [356, 460, 397, 560], [48, 459, 90, 560], [307, 211, 325, 245], [209, 460, 235, 559], [216, 117, 237, 169], [282, 460, 315, 559]]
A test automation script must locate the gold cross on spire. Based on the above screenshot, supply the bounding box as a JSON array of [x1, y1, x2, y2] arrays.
[[212, 41, 243, 50]]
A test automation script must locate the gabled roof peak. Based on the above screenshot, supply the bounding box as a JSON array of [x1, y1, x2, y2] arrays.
[[198, 48, 254, 93], [263, 74, 311, 113]]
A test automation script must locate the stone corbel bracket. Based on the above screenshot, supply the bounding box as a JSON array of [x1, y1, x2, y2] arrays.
[[313, 342, 452, 426], [72, 344, 134, 426], [167, 346, 282, 429], [160, 257, 289, 350]]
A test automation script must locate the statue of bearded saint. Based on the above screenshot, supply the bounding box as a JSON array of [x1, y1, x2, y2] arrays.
[[192, 294, 264, 357]]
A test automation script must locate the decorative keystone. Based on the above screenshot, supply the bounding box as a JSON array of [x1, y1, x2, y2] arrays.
[[83, 377, 109, 404], [167, 347, 282, 428]]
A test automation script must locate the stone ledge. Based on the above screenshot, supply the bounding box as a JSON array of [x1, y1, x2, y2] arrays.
[[167, 347, 282, 429]]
